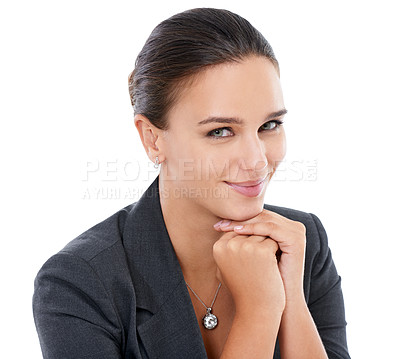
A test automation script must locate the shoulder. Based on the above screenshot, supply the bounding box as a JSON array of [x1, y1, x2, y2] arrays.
[[60, 203, 137, 263], [34, 202, 139, 294], [32, 204, 142, 357], [33, 202, 140, 323]]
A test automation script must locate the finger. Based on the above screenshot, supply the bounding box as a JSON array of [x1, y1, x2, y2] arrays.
[[213, 210, 286, 232], [214, 219, 247, 232], [213, 231, 247, 253], [226, 235, 276, 256], [246, 237, 280, 260], [214, 230, 239, 246], [213, 220, 232, 232], [233, 221, 303, 249], [234, 221, 282, 240], [245, 234, 266, 243], [260, 237, 279, 255], [233, 221, 306, 254]]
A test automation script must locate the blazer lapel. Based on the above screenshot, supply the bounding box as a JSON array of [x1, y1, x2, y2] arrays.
[[137, 280, 208, 358], [122, 176, 208, 358]]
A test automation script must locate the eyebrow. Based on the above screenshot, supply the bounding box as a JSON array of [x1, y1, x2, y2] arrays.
[[197, 108, 288, 126]]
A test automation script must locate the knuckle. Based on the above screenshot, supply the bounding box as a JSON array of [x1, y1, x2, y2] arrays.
[[300, 235, 307, 248], [263, 209, 280, 220], [252, 235, 265, 241], [226, 237, 239, 251], [262, 209, 273, 217], [296, 221, 306, 234], [213, 240, 221, 250], [221, 231, 233, 238], [271, 239, 280, 252], [245, 223, 254, 231], [266, 221, 276, 231], [294, 222, 307, 243], [227, 235, 249, 251], [264, 238, 279, 251], [241, 240, 254, 253], [213, 241, 223, 255]]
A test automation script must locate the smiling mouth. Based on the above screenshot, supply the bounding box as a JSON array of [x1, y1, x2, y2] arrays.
[[224, 178, 266, 197]]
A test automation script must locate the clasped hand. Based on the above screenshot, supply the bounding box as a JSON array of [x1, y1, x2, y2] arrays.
[[213, 209, 306, 313]]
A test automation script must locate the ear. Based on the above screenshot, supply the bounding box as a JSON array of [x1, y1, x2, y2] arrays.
[[134, 114, 165, 164]]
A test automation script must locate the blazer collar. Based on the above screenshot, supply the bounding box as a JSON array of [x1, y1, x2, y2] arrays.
[[122, 176, 208, 358]]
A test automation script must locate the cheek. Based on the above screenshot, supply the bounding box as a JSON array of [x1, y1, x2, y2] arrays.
[[162, 137, 213, 179], [266, 132, 286, 167]]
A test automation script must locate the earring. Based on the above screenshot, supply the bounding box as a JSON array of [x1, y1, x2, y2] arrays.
[[154, 156, 160, 169]]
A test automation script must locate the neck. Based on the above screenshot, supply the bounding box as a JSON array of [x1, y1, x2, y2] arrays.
[[159, 176, 222, 286]]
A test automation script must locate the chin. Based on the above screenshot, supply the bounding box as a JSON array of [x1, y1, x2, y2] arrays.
[[231, 207, 264, 221], [215, 198, 265, 221], [215, 180, 269, 221]]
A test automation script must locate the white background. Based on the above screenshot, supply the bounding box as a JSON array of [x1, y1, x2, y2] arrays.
[[1, 0, 399, 358]]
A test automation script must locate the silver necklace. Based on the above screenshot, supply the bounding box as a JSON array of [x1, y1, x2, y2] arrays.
[[185, 282, 222, 330]]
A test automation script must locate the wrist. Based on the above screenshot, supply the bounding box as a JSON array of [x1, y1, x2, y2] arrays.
[[233, 291, 286, 316], [282, 288, 306, 307], [235, 304, 283, 325], [282, 294, 308, 317], [221, 305, 283, 359]]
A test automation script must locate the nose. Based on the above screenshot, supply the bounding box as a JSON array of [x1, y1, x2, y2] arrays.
[[238, 135, 268, 173]]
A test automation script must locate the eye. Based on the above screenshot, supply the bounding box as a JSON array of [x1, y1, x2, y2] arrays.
[[207, 127, 234, 138], [259, 120, 283, 131]]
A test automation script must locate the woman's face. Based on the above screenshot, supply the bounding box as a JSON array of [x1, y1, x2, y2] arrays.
[[158, 56, 286, 221]]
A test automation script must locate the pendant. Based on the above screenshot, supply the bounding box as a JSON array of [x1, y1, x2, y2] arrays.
[[203, 308, 218, 330]]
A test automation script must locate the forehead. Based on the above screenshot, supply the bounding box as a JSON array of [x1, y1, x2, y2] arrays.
[[167, 56, 284, 123]]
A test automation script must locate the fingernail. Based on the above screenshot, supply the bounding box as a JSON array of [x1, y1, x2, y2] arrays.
[[213, 220, 223, 228], [234, 225, 244, 231], [219, 220, 231, 227]]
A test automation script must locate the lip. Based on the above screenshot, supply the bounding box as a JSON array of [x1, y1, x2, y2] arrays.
[[224, 177, 266, 197]]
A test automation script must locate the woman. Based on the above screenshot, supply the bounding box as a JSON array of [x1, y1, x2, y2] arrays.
[[33, 8, 350, 359]]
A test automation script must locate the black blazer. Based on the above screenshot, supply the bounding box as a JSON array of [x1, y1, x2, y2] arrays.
[[33, 177, 350, 358]]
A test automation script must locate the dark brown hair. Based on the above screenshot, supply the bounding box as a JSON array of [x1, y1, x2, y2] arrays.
[[128, 8, 279, 130]]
